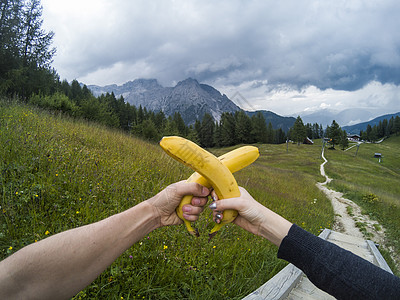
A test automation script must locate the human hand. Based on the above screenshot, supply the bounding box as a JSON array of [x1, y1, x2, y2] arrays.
[[147, 181, 210, 227], [210, 187, 292, 246], [210, 187, 268, 236]]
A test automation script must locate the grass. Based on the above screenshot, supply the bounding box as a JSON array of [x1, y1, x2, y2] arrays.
[[0, 100, 335, 299], [323, 138, 400, 275], [212, 142, 333, 235]]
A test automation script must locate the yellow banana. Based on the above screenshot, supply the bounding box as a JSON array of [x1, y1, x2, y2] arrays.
[[159, 136, 259, 238], [176, 146, 260, 236]]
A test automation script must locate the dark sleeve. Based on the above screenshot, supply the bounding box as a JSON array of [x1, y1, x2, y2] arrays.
[[277, 224, 400, 300]]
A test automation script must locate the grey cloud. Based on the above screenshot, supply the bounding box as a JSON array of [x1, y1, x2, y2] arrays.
[[45, 0, 400, 92]]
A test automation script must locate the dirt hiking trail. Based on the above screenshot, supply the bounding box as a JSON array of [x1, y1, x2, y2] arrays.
[[316, 147, 389, 248]]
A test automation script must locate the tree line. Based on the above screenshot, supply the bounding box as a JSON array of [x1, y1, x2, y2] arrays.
[[360, 117, 400, 142], [0, 0, 58, 98], [290, 114, 400, 150], [27, 80, 290, 146], [290, 116, 347, 150], [195, 111, 288, 147]]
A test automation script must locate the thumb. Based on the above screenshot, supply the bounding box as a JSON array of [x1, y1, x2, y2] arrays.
[[175, 181, 210, 198]]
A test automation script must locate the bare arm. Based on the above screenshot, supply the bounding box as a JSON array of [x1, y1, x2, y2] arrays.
[[210, 187, 292, 246], [0, 182, 209, 300]]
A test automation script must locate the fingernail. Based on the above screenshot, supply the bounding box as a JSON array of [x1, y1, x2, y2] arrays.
[[209, 202, 217, 210], [202, 187, 209, 195], [214, 217, 221, 224], [193, 198, 200, 205]]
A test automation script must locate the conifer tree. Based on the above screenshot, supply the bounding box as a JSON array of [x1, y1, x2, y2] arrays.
[[198, 113, 214, 147], [220, 112, 236, 146], [235, 110, 253, 144], [393, 116, 400, 135], [326, 120, 342, 148], [213, 122, 222, 147], [291, 116, 306, 145], [340, 130, 349, 150], [172, 112, 187, 137], [250, 111, 267, 143], [266, 122, 274, 144], [0, 0, 56, 97]]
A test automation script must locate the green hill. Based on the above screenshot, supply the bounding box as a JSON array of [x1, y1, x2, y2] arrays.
[[323, 136, 400, 272]]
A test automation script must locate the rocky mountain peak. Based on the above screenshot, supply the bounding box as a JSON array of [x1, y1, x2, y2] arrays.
[[176, 77, 200, 86], [86, 77, 297, 129], [89, 77, 240, 125]]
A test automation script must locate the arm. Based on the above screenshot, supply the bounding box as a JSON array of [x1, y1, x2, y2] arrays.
[[210, 188, 400, 300], [0, 181, 210, 300], [210, 187, 292, 246], [278, 224, 400, 300]]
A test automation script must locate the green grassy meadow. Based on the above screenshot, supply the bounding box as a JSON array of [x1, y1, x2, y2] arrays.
[[323, 138, 400, 274], [2, 100, 398, 298]]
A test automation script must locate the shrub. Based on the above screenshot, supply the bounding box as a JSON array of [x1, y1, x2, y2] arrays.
[[362, 193, 381, 204]]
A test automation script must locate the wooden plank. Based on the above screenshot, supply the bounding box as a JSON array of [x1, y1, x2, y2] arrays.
[[318, 228, 331, 240], [242, 264, 303, 300], [331, 241, 373, 262], [328, 231, 366, 246], [242, 229, 331, 300], [291, 277, 335, 299], [288, 277, 335, 300], [366, 240, 393, 274], [326, 231, 374, 262]]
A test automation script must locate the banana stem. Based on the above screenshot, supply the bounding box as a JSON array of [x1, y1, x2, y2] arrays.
[[184, 221, 199, 237], [208, 231, 218, 242]]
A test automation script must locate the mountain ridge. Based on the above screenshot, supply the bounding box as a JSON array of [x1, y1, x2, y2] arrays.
[[342, 112, 400, 134], [297, 108, 379, 128], [87, 78, 296, 129], [87, 78, 397, 132], [89, 78, 241, 125]]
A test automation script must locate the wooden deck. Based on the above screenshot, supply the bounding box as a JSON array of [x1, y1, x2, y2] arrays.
[[242, 229, 393, 300]]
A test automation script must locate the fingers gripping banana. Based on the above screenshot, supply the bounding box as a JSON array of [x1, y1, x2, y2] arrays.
[[176, 146, 260, 236], [160, 136, 259, 238]]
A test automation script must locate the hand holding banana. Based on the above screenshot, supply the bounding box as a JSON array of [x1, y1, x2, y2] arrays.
[[159, 136, 259, 239]]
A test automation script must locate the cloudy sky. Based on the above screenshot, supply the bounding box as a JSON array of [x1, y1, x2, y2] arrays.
[[41, 0, 400, 118]]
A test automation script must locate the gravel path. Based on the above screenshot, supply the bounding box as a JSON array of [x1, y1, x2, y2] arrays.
[[316, 147, 386, 245]]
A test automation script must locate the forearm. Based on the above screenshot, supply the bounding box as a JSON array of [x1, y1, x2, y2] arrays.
[[278, 224, 400, 299], [257, 206, 292, 247], [0, 201, 159, 300]]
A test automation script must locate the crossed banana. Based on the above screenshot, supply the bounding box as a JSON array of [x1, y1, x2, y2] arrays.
[[159, 136, 259, 239]]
